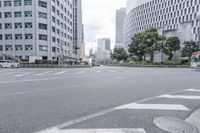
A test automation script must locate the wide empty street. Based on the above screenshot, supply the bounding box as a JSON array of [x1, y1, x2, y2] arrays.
[[0, 67, 200, 133]]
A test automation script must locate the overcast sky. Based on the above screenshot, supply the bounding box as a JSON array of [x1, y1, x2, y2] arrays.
[[82, 0, 127, 53]]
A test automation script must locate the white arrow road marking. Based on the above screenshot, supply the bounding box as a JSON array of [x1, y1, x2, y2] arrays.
[[54, 71, 67, 75], [158, 94, 200, 100], [35, 128, 146, 133], [14, 72, 32, 77], [185, 89, 200, 92], [35, 71, 52, 76], [115, 103, 190, 111]]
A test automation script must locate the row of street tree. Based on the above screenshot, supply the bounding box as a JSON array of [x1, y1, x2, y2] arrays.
[[112, 27, 200, 63]]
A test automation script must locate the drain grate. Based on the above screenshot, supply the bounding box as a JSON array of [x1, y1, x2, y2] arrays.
[[153, 116, 199, 133]]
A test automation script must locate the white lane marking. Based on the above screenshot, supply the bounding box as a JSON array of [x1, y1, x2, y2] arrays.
[[76, 71, 86, 74], [54, 71, 67, 75], [115, 103, 190, 111], [0, 78, 63, 84], [14, 72, 32, 77], [158, 94, 200, 100], [36, 128, 146, 133], [0, 72, 16, 76], [35, 71, 52, 76], [95, 71, 101, 73], [115, 77, 126, 79], [0, 85, 77, 97], [185, 89, 200, 92]]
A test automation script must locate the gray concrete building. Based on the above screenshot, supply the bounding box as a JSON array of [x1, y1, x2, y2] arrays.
[[73, 0, 83, 58], [124, 0, 200, 60], [115, 7, 126, 48], [98, 38, 111, 52], [0, 0, 75, 61]]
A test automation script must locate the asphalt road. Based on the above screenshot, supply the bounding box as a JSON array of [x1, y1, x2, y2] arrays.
[[0, 66, 200, 133]]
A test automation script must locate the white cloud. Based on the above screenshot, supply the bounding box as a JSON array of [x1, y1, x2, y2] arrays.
[[82, 0, 127, 46]]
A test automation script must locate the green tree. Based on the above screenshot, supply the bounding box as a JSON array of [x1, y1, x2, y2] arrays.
[[181, 41, 199, 59], [128, 32, 146, 60], [163, 36, 181, 60], [112, 48, 128, 62], [143, 27, 163, 62]]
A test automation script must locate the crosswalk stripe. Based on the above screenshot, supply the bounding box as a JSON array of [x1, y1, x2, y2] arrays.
[[54, 71, 67, 75], [76, 71, 86, 74], [14, 72, 32, 77], [35, 128, 146, 133], [34, 71, 52, 76], [185, 89, 200, 92], [158, 94, 200, 100], [115, 103, 190, 111]]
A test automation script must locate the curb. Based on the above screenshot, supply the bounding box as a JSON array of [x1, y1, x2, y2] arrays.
[[186, 108, 200, 132]]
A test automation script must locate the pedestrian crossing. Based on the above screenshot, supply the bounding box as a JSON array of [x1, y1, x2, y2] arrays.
[[35, 88, 200, 133]]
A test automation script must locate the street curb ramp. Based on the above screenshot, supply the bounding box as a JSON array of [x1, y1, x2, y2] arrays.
[[186, 108, 200, 132]]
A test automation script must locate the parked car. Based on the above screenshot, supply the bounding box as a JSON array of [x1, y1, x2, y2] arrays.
[[0, 60, 20, 68]]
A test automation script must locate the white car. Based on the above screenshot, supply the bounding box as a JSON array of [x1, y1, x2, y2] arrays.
[[0, 60, 20, 68]]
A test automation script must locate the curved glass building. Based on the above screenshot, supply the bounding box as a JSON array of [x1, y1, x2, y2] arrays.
[[124, 0, 200, 53]]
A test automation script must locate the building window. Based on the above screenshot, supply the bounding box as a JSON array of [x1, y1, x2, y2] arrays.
[[39, 34, 47, 41], [25, 22, 32, 28], [25, 45, 33, 51], [15, 45, 22, 51], [14, 0, 21, 6], [39, 12, 47, 19], [39, 1, 47, 8], [0, 24, 2, 29], [0, 45, 3, 51], [4, 12, 12, 18], [5, 23, 12, 29], [5, 45, 12, 51], [0, 34, 2, 40], [15, 23, 22, 29], [5, 34, 13, 40], [15, 34, 23, 40], [39, 23, 47, 30], [14, 12, 22, 17], [25, 34, 32, 40], [24, 0, 32, 6], [0, 13, 2, 18], [39, 45, 47, 51], [4, 1, 11, 7], [25, 11, 32, 17], [52, 37, 56, 42]]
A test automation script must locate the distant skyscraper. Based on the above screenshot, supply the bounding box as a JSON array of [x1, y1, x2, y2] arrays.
[[95, 38, 111, 62], [98, 38, 111, 51], [115, 7, 126, 48], [73, 0, 83, 58]]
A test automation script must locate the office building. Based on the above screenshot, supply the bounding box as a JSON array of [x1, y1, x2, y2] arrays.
[[73, 0, 83, 58], [115, 7, 126, 48], [0, 0, 77, 61], [124, 0, 200, 54]]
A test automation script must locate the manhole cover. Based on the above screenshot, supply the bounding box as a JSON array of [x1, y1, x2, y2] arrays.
[[153, 116, 199, 133]]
